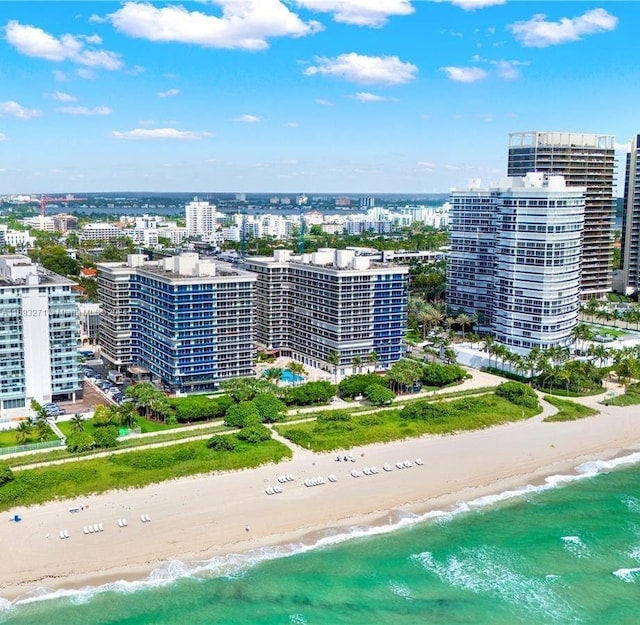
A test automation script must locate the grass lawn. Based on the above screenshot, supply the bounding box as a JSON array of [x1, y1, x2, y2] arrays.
[[0, 426, 58, 449], [602, 385, 640, 407], [542, 387, 605, 398], [543, 395, 599, 422], [58, 417, 180, 439], [0, 438, 291, 511], [275, 393, 540, 452]]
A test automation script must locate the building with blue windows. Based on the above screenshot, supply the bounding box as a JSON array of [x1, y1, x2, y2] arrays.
[[245, 249, 408, 379], [0, 255, 81, 419], [98, 254, 256, 393]]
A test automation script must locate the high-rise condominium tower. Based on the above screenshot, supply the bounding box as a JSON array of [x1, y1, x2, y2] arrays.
[[447, 173, 585, 354], [508, 131, 615, 299], [621, 134, 640, 294]]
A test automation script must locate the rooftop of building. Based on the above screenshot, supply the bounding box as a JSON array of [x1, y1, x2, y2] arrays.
[[0, 254, 76, 287], [451, 172, 586, 195], [509, 131, 615, 150]]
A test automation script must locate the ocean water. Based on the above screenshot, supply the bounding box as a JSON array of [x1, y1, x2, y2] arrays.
[[4, 455, 640, 625]]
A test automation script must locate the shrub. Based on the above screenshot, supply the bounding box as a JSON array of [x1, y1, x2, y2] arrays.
[[0, 463, 14, 486], [400, 400, 452, 421], [66, 432, 95, 453], [207, 435, 239, 451], [168, 395, 233, 423], [93, 425, 119, 449], [224, 402, 261, 428], [237, 424, 272, 443], [495, 382, 539, 409], [285, 381, 336, 406], [317, 410, 351, 423], [252, 393, 287, 423]]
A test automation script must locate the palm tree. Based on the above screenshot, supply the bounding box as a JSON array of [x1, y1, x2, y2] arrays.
[[587, 344, 610, 368], [456, 313, 473, 340], [352, 355, 362, 374], [367, 350, 379, 372], [288, 361, 306, 377], [263, 367, 283, 384], [15, 420, 32, 445], [35, 416, 50, 442], [571, 323, 594, 355], [117, 403, 138, 429], [327, 350, 341, 383], [70, 413, 85, 433]]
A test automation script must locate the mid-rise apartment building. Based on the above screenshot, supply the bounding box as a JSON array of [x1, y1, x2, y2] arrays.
[[185, 199, 217, 238], [0, 255, 81, 417], [508, 131, 615, 299], [98, 253, 256, 393], [447, 173, 585, 354], [245, 249, 408, 378]]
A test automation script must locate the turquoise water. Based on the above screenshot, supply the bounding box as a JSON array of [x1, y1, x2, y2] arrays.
[[265, 369, 304, 384], [4, 455, 640, 624]]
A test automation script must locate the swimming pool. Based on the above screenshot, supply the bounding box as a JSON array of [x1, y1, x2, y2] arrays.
[[266, 368, 304, 383]]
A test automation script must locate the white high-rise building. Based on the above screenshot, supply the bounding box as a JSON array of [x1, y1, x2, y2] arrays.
[[621, 134, 640, 294], [0, 255, 81, 417], [447, 173, 585, 354], [185, 198, 217, 238]]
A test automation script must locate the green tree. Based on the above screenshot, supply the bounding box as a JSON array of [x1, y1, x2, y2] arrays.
[[327, 350, 341, 383], [288, 361, 306, 377], [224, 402, 261, 428], [35, 415, 51, 442], [93, 425, 119, 448], [116, 402, 138, 429], [252, 393, 287, 423], [364, 383, 396, 405], [93, 404, 116, 427], [386, 359, 424, 394], [15, 420, 32, 445]]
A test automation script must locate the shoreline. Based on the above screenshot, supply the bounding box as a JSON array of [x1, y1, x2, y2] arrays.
[[2, 399, 640, 604]]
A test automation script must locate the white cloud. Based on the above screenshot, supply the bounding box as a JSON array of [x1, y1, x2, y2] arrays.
[[57, 106, 112, 116], [5, 21, 123, 69], [352, 91, 397, 102], [447, 0, 505, 9], [294, 0, 413, 27], [45, 90, 76, 102], [107, 0, 322, 51], [304, 53, 417, 85], [53, 69, 68, 82], [286, 121, 299, 127], [315, 98, 333, 106], [492, 59, 527, 80], [0, 133, 7, 142], [111, 128, 212, 140], [76, 68, 95, 80], [233, 114, 261, 123], [441, 66, 488, 82], [126, 64, 146, 76], [157, 88, 180, 98], [137, 119, 155, 127], [417, 161, 435, 171], [509, 8, 618, 48], [0, 100, 41, 119]]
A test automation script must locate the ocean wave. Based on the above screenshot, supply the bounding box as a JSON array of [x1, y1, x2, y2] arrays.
[[412, 548, 579, 624], [613, 567, 640, 583], [4, 449, 640, 612], [561, 535, 589, 558], [389, 581, 413, 600], [622, 496, 640, 515]]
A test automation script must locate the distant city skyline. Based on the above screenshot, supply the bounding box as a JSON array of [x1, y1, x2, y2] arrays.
[[0, 1, 636, 194]]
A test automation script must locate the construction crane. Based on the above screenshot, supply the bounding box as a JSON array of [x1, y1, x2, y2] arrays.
[[39, 194, 87, 217]]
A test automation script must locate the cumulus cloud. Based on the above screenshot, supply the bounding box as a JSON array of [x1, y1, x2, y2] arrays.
[[76, 68, 95, 80], [57, 105, 112, 115], [45, 90, 76, 102], [233, 114, 261, 123], [111, 127, 212, 140], [286, 121, 299, 127], [417, 161, 435, 171], [0, 133, 7, 141], [304, 53, 417, 85], [294, 0, 413, 27], [352, 92, 397, 102], [315, 98, 333, 106], [447, 0, 505, 9], [509, 8, 618, 48], [441, 66, 488, 82], [157, 88, 180, 98], [107, 0, 322, 51], [53, 69, 68, 82], [0, 100, 41, 119], [5, 21, 123, 69]]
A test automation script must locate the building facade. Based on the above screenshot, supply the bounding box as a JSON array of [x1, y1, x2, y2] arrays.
[[447, 174, 585, 354], [0, 255, 81, 418], [620, 134, 640, 294], [245, 249, 408, 378], [185, 199, 217, 239], [98, 254, 256, 393], [508, 131, 615, 299]]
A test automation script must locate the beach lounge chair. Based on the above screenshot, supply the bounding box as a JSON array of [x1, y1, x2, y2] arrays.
[[265, 487, 273, 495], [118, 519, 124, 527], [59, 530, 65, 539], [92, 524, 99, 532], [122, 518, 128, 526], [396, 462, 405, 469], [98, 523, 104, 532], [63, 530, 70, 539], [415, 458, 424, 466], [404, 460, 412, 468], [141, 514, 147, 522], [383, 464, 392, 472], [84, 526, 89, 534], [144, 514, 151, 522], [351, 470, 360, 478], [88, 525, 95, 533]]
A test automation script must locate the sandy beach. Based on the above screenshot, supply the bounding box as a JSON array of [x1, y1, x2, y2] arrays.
[[2, 393, 640, 602]]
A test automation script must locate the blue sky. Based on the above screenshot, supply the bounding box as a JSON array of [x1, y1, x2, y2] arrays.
[[0, 0, 636, 194]]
